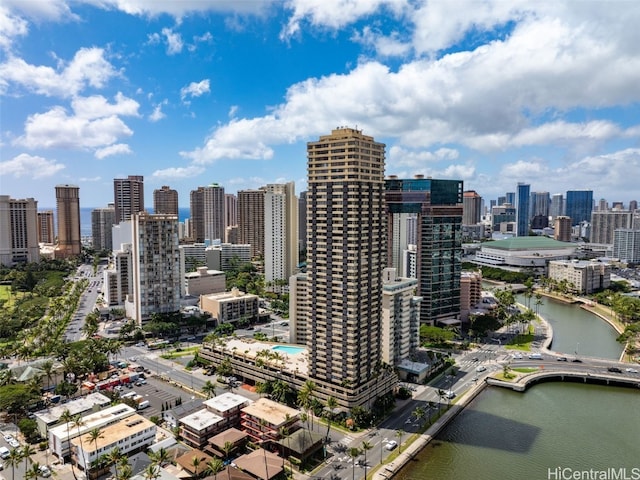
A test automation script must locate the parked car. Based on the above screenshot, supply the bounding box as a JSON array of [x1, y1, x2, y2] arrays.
[[385, 440, 398, 451], [557, 357, 568, 361], [8, 439, 19, 449], [38, 465, 52, 478], [624, 368, 639, 373]]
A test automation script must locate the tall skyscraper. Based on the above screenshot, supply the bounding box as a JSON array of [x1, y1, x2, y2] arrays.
[[613, 229, 640, 263], [55, 184, 82, 258], [298, 191, 307, 254], [153, 185, 178, 215], [385, 175, 463, 325], [590, 210, 632, 244], [506, 192, 515, 206], [462, 190, 482, 225], [306, 127, 392, 408], [37, 210, 55, 244], [238, 189, 265, 258], [550, 193, 564, 219], [225, 194, 238, 230], [92, 204, 116, 251], [114, 175, 144, 223], [565, 190, 593, 225], [516, 183, 530, 236], [190, 184, 226, 244], [128, 213, 180, 324], [530, 192, 550, 218], [264, 182, 298, 287], [629, 200, 638, 212], [0, 195, 39, 266]]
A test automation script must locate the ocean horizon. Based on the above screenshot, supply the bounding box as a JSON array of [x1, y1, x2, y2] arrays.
[[71, 207, 190, 237]]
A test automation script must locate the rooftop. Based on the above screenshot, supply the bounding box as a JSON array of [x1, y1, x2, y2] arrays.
[[71, 414, 155, 453], [233, 449, 283, 480], [35, 392, 111, 425], [175, 449, 214, 475], [207, 428, 248, 449], [180, 408, 223, 431], [49, 404, 136, 438], [484, 236, 574, 251], [204, 392, 251, 413], [241, 398, 300, 427]]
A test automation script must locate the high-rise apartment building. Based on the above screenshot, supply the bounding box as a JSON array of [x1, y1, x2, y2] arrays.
[[153, 185, 178, 215], [264, 182, 298, 288], [530, 192, 550, 218], [126, 213, 181, 324], [0, 195, 40, 266], [491, 204, 516, 233], [590, 210, 633, 244], [550, 193, 564, 219], [554, 216, 572, 242], [516, 183, 530, 237], [629, 200, 638, 212], [506, 192, 515, 205], [114, 175, 144, 223], [37, 210, 55, 244], [55, 184, 81, 258], [462, 190, 482, 225], [385, 175, 463, 325], [613, 229, 640, 263], [190, 184, 226, 244], [225, 194, 237, 230], [298, 191, 307, 254], [565, 190, 593, 226], [91, 205, 116, 251], [306, 127, 393, 408], [237, 189, 265, 258]]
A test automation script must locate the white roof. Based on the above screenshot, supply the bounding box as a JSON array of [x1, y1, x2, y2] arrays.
[[179, 408, 223, 431], [203, 392, 251, 413], [35, 393, 111, 425]]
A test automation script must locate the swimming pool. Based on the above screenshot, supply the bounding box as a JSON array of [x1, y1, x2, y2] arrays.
[[272, 345, 306, 355]]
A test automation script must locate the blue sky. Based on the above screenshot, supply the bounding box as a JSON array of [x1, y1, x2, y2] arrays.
[[2, 0, 640, 208]]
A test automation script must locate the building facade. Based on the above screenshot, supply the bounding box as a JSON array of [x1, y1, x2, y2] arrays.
[[153, 185, 179, 215], [55, 184, 82, 258], [190, 183, 226, 243], [554, 216, 572, 242], [238, 189, 265, 258], [225, 193, 238, 230], [590, 210, 633, 245], [548, 260, 611, 294], [114, 175, 145, 223], [37, 210, 55, 244], [516, 182, 530, 237], [613, 229, 640, 263], [0, 195, 40, 266], [264, 182, 298, 288], [200, 288, 259, 324], [385, 175, 464, 326], [565, 190, 593, 226], [306, 127, 394, 408], [462, 190, 482, 225], [91, 205, 116, 251]]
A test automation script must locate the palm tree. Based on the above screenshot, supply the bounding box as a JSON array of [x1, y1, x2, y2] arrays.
[[107, 447, 122, 480], [24, 461, 42, 480], [148, 447, 170, 468], [6, 447, 22, 480], [88, 427, 104, 475], [189, 455, 201, 477], [41, 359, 56, 391], [201, 380, 217, 399], [117, 456, 132, 480], [21, 444, 36, 475], [205, 459, 224, 476], [412, 406, 425, 427], [395, 429, 404, 454], [324, 396, 338, 444], [298, 380, 317, 431], [222, 441, 234, 463], [72, 414, 87, 471], [347, 447, 361, 480], [142, 464, 161, 480], [361, 441, 373, 480], [59, 408, 78, 480]]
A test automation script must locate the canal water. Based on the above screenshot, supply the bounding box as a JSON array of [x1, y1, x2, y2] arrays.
[[397, 295, 637, 480]]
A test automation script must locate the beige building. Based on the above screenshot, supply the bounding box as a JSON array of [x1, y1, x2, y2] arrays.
[[185, 266, 226, 297], [554, 216, 572, 242], [153, 185, 179, 215], [460, 270, 483, 322], [590, 210, 633, 245], [190, 183, 226, 243], [200, 288, 259, 324], [238, 189, 265, 258], [240, 398, 300, 444], [264, 182, 298, 290], [289, 272, 309, 345], [548, 260, 611, 294], [71, 414, 156, 471], [0, 195, 40, 266], [55, 185, 82, 258], [37, 210, 55, 244], [114, 175, 145, 223]]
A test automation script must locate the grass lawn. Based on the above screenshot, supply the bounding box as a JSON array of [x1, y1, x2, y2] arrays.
[[504, 333, 534, 351], [0, 285, 24, 307], [512, 367, 539, 373], [161, 346, 200, 359]]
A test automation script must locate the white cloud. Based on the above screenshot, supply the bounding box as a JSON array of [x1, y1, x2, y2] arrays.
[[2, 0, 76, 21], [0, 47, 118, 97], [180, 79, 210, 100], [95, 143, 132, 159], [77, 0, 271, 18], [388, 146, 459, 168], [281, 0, 408, 39], [0, 6, 28, 51], [188, 31, 213, 51], [78, 176, 101, 182], [152, 165, 205, 179], [0, 153, 65, 178], [149, 100, 168, 122], [351, 27, 411, 57], [162, 27, 183, 55], [228, 105, 239, 118], [71, 92, 140, 119], [16, 106, 133, 150]]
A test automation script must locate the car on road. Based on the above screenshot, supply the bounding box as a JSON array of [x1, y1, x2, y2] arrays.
[[280, 322, 289, 327], [625, 368, 639, 373], [608, 367, 622, 373], [475, 365, 487, 372], [512, 353, 523, 360], [528, 353, 543, 360], [557, 356, 568, 361], [385, 440, 398, 450], [445, 390, 456, 399], [571, 358, 582, 363], [0, 447, 10, 459]]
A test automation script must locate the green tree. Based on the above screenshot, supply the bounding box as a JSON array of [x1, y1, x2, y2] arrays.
[[201, 380, 217, 399], [347, 447, 361, 480], [361, 441, 373, 480], [324, 396, 338, 444], [6, 447, 23, 480], [21, 444, 36, 475], [88, 427, 104, 474], [395, 429, 404, 454]]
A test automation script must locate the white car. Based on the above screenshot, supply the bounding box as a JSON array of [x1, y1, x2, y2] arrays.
[[385, 440, 398, 450], [38, 466, 52, 478], [625, 368, 639, 373], [476, 365, 487, 372], [8, 439, 19, 449], [512, 353, 523, 360], [445, 390, 456, 399], [1, 435, 12, 443]]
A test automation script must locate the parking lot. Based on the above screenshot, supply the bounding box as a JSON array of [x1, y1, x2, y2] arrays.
[[123, 376, 201, 420]]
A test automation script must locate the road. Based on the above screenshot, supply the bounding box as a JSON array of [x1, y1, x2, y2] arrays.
[[65, 263, 105, 342]]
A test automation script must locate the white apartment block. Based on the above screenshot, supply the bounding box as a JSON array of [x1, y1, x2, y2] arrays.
[[205, 243, 251, 270], [289, 272, 308, 345], [71, 414, 156, 471], [548, 260, 611, 294], [264, 182, 298, 289], [0, 195, 40, 266], [590, 210, 633, 244], [381, 268, 421, 366], [613, 229, 640, 263], [35, 393, 111, 439], [104, 246, 132, 306], [403, 244, 417, 279], [200, 288, 259, 324], [49, 404, 136, 459]]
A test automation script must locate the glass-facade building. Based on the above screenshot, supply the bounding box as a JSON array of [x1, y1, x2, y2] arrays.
[[385, 176, 463, 325], [516, 183, 530, 237], [566, 190, 594, 225]]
